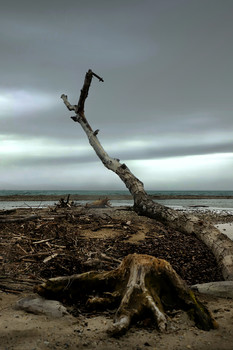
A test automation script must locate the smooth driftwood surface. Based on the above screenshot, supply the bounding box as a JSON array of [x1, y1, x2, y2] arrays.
[[61, 69, 233, 280], [34, 254, 218, 336], [85, 197, 111, 208]]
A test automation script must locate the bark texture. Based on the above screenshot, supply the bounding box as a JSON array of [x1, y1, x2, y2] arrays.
[[61, 69, 233, 281], [35, 253, 218, 336]]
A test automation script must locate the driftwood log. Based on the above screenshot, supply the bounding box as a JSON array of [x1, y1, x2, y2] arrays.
[[0, 214, 40, 223], [34, 254, 218, 336], [85, 197, 111, 208], [55, 194, 75, 208], [61, 69, 233, 280]]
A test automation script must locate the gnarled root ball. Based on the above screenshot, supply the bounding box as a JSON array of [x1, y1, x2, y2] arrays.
[[34, 253, 218, 336]]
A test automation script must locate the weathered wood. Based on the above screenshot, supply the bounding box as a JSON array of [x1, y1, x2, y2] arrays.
[[85, 197, 111, 208], [55, 194, 73, 208], [0, 209, 17, 215], [61, 70, 233, 280], [0, 215, 39, 223], [191, 281, 233, 299], [35, 254, 218, 336]]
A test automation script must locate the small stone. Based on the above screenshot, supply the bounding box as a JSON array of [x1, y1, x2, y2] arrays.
[[74, 328, 82, 333], [16, 296, 69, 318]]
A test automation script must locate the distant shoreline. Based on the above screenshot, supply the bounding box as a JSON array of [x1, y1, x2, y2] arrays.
[[1, 194, 233, 201]]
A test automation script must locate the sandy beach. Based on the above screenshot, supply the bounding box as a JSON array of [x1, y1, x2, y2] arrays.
[[1, 204, 233, 349], [215, 223, 233, 241], [1, 292, 233, 350]]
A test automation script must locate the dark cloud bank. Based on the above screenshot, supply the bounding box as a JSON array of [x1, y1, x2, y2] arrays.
[[0, 0, 232, 190]]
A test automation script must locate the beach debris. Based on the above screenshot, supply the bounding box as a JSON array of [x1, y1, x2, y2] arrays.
[[43, 253, 59, 264], [0, 214, 40, 223], [0, 207, 224, 295], [85, 197, 111, 208], [0, 209, 17, 215], [55, 194, 76, 208], [34, 253, 218, 336], [61, 70, 233, 280], [16, 296, 69, 317], [83, 252, 121, 268], [191, 281, 233, 299], [189, 205, 209, 208]]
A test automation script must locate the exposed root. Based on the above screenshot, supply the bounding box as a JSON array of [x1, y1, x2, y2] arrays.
[[34, 254, 217, 336]]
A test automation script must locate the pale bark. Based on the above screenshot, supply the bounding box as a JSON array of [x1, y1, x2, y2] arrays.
[[61, 69, 233, 281], [85, 197, 111, 208]]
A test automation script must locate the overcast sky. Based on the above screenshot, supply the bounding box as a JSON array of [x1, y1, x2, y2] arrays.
[[1, 0, 232, 191]]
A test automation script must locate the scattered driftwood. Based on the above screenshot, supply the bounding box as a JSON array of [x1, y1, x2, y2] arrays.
[[191, 281, 233, 299], [0, 209, 17, 215], [85, 197, 111, 208], [35, 253, 218, 336], [0, 214, 40, 223], [16, 296, 69, 317], [55, 194, 76, 208], [61, 69, 233, 280], [83, 252, 121, 269], [0, 208, 224, 295], [0, 283, 24, 294], [0, 277, 43, 294]]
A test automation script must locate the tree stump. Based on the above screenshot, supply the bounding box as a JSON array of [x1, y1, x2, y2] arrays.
[[34, 254, 218, 336]]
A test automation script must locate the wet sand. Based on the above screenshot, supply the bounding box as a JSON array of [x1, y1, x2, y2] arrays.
[[0, 194, 233, 201]]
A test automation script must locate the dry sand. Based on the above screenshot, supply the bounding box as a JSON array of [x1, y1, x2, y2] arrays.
[[215, 223, 233, 241], [1, 292, 233, 350]]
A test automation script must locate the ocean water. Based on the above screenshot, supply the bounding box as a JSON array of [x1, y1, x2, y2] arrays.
[[1, 189, 233, 197], [0, 190, 233, 213]]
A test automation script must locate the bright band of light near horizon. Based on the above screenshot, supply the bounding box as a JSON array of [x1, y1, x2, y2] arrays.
[[1, 0, 232, 190]]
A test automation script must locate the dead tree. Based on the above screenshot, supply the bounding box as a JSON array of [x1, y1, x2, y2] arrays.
[[61, 69, 233, 280], [35, 254, 218, 336]]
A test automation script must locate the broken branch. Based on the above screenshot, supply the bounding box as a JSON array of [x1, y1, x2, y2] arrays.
[[61, 70, 233, 280]]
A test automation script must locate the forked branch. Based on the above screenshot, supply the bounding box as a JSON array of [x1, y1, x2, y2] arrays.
[[61, 69, 233, 281]]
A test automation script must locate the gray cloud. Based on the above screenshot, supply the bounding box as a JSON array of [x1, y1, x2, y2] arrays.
[[1, 0, 233, 189], [2, 140, 232, 168]]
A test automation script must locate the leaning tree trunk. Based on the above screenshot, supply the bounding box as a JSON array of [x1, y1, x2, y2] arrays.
[[61, 69, 233, 280]]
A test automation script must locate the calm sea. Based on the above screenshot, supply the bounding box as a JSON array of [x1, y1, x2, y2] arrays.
[[0, 190, 233, 213]]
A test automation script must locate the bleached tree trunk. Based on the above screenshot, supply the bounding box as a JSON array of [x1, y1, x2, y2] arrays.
[[61, 69, 233, 281]]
